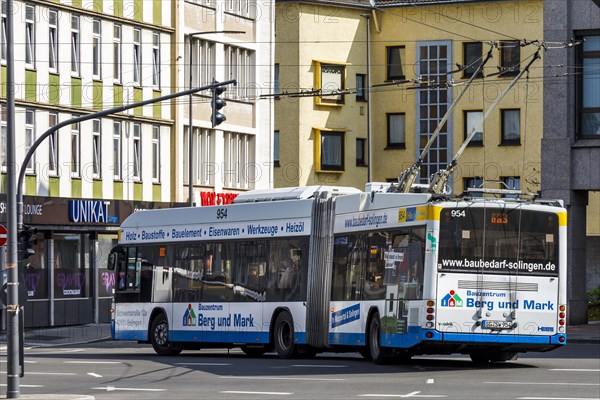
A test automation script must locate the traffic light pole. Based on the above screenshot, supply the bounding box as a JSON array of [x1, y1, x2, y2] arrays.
[[7, 80, 235, 398]]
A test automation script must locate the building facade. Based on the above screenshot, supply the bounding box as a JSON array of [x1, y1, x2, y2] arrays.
[[0, 0, 179, 328], [178, 0, 275, 205], [542, 0, 600, 324]]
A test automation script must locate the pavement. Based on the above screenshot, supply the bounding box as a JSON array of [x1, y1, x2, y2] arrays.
[[0, 321, 598, 399]]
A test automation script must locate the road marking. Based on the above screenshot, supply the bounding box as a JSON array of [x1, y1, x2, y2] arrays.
[[219, 375, 344, 382], [486, 382, 600, 386], [291, 364, 347, 368], [550, 369, 600, 372], [359, 392, 446, 398], [175, 362, 232, 366], [26, 372, 77, 376], [427, 379, 434, 384], [0, 384, 44, 388], [87, 372, 103, 378], [221, 391, 292, 396], [65, 361, 122, 364], [93, 386, 166, 392]]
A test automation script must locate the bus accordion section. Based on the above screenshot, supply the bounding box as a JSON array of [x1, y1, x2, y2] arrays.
[[107, 185, 567, 364]]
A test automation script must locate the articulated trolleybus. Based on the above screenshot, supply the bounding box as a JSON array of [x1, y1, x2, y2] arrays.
[[108, 185, 567, 363]]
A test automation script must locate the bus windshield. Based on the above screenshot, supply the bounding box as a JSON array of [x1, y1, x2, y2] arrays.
[[438, 207, 559, 276]]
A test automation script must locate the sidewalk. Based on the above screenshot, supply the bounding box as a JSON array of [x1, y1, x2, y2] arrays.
[[2, 321, 599, 348]]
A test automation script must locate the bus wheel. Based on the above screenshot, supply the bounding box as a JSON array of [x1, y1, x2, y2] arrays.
[[368, 312, 388, 365], [150, 314, 182, 356], [241, 345, 268, 357], [274, 311, 295, 359]]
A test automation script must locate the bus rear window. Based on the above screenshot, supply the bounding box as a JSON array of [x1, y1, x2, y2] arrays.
[[438, 207, 559, 276]]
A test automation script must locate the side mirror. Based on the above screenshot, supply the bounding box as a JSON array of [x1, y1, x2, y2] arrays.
[[107, 252, 118, 271]]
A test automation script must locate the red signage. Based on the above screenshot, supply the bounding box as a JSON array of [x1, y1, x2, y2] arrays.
[[199, 192, 238, 206], [0, 224, 7, 247]]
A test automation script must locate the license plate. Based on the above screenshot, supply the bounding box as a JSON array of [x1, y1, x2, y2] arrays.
[[482, 320, 513, 329]]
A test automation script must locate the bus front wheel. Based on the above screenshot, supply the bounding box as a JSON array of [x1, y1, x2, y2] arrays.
[[368, 312, 389, 365], [274, 311, 295, 359], [150, 314, 182, 356]]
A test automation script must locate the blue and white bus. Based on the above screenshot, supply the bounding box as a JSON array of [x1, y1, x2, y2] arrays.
[[108, 185, 567, 363]]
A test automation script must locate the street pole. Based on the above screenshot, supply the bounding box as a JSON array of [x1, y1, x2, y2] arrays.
[[187, 31, 244, 206], [6, 0, 20, 396]]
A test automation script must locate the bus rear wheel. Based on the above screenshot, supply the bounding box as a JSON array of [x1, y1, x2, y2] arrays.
[[274, 311, 295, 359], [150, 314, 182, 356]]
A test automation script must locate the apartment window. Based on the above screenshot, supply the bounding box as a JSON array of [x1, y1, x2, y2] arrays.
[[317, 130, 344, 172], [579, 34, 600, 137], [113, 24, 122, 82], [113, 121, 122, 179], [133, 123, 141, 180], [24, 109, 35, 171], [464, 110, 483, 145], [501, 176, 520, 198], [356, 138, 366, 166], [225, 0, 256, 19], [71, 15, 80, 75], [274, 63, 280, 98], [356, 74, 367, 101], [1, 1, 6, 62], [499, 40, 520, 76], [49, 9, 58, 72], [315, 62, 345, 105], [464, 177, 483, 197], [223, 131, 255, 189], [133, 28, 141, 85], [92, 19, 101, 79], [92, 119, 101, 178], [25, 4, 35, 67], [224, 45, 255, 99], [152, 126, 160, 181], [190, 38, 215, 88], [501, 109, 521, 145], [48, 113, 58, 175], [387, 46, 405, 81], [387, 113, 405, 148], [151, 33, 160, 88], [195, 128, 214, 186], [463, 42, 482, 78], [274, 130, 279, 167], [71, 120, 80, 177], [1, 106, 6, 169]]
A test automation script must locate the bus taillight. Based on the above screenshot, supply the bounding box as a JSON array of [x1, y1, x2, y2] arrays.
[[425, 300, 435, 328], [558, 305, 566, 333]]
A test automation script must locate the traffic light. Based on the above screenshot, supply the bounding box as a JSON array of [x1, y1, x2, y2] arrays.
[[211, 83, 227, 128], [19, 225, 37, 262]]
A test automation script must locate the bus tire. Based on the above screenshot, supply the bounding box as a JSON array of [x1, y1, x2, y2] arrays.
[[274, 311, 295, 359], [368, 312, 389, 365], [150, 314, 182, 356]]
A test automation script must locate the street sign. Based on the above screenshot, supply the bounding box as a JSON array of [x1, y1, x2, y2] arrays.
[[0, 224, 7, 247]]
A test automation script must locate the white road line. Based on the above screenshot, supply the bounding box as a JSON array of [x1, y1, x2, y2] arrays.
[[175, 362, 232, 366], [92, 386, 166, 392], [65, 361, 122, 364], [219, 375, 345, 382], [87, 372, 103, 378], [550, 369, 600, 372], [486, 382, 600, 386], [426, 379, 434, 384], [0, 384, 45, 388], [26, 372, 77, 376], [359, 392, 446, 398], [221, 391, 292, 396], [292, 364, 348, 368]]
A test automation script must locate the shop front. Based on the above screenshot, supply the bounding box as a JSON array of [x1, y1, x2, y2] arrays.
[[0, 195, 184, 328]]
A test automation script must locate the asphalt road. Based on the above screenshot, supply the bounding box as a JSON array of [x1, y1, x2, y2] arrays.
[[2, 341, 599, 400]]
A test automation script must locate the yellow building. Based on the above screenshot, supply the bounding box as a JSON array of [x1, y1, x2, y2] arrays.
[[275, 0, 544, 195]]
